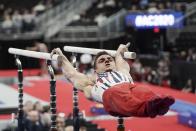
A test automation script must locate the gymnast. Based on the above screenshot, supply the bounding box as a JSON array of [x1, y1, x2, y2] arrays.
[[51, 44, 175, 118]]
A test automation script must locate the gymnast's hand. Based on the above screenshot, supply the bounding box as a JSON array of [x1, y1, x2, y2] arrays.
[[51, 48, 64, 56], [51, 48, 66, 65], [117, 42, 130, 55]]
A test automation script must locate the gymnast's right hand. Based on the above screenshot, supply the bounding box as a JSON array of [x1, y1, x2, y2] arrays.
[[51, 48, 64, 56]]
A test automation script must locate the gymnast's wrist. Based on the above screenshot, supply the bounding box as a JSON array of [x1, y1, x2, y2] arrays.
[[116, 50, 124, 57]]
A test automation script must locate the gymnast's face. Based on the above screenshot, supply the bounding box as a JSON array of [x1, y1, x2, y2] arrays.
[[95, 54, 116, 73]]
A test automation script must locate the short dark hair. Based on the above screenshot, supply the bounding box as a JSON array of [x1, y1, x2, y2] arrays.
[[93, 51, 114, 69]]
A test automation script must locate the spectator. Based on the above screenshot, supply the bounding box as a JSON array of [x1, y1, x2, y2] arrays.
[[80, 126, 87, 131], [56, 113, 66, 131], [140, 0, 148, 10], [2, 14, 13, 34], [148, 68, 159, 85], [165, 1, 173, 10], [105, 0, 116, 8], [186, 48, 196, 62], [141, 66, 152, 82], [179, 50, 187, 60], [182, 79, 196, 94], [97, 0, 105, 9], [64, 125, 74, 131], [25, 110, 44, 131], [40, 112, 51, 131], [157, 56, 170, 86], [34, 101, 44, 113], [33, 1, 46, 15], [130, 5, 139, 12], [174, 3, 182, 12], [157, 3, 165, 12], [132, 58, 143, 81], [94, 13, 107, 26], [23, 100, 34, 116], [12, 10, 23, 33], [148, 2, 158, 13], [22, 9, 35, 32]]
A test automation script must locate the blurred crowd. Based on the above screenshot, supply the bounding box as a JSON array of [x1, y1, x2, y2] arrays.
[[0, 0, 188, 33], [70, 0, 186, 26], [69, 0, 120, 26], [0, 8, 35, 33], [3, 101, 51, 131], [0, 0, 63, 34], [172, 48, 196, 62], [125, 0, 186, 13], [3, 101, 89, 131]]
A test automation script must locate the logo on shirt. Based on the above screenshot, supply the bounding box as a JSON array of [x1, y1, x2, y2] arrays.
[[98, 72, 108, 77]]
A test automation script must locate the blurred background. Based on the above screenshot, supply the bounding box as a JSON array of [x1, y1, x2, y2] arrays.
[[0, 0, 195, 131]]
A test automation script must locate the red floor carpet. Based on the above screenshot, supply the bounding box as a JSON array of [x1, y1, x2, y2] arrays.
[[0, 69, 41, 77], [93, 116, 194, 131]]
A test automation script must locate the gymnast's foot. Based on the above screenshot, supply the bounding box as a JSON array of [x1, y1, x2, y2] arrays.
[[146, 96, 175, 118], [157, 96, 175, 116]]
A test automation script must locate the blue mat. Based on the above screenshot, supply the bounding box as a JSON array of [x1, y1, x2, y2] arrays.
[[170, 99, 196, 129], [178, 111, 196, 129], [170, 100, 196, 113]]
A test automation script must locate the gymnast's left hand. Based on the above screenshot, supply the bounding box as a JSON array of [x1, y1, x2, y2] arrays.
[[117, 43, 130, 55]]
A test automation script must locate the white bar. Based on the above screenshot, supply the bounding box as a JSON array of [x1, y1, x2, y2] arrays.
[[8, 48, 59, 61], [64, 46, 136, 59]]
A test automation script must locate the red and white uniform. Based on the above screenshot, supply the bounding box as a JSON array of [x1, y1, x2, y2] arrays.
[[91, 71, 133, 103], [91, 71, 175, 117]]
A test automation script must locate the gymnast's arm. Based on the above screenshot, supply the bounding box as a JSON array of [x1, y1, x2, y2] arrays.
[[115, 44, 133, 83], [51, 48, 95, 98]]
